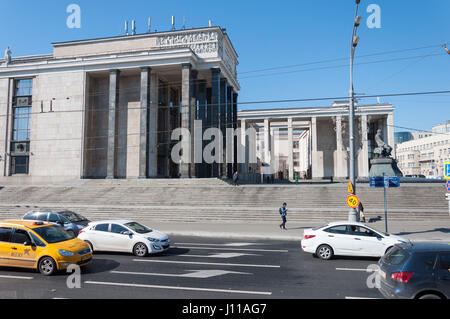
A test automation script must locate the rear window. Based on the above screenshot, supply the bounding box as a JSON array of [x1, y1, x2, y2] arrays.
[[383, 247, 410, 265]]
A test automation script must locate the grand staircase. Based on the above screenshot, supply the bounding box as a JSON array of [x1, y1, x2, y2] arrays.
[[0, 179, 448, 223]]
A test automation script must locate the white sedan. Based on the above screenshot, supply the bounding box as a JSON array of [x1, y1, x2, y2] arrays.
[[78, 220, 170, 257], [301, 221, 407, 260]]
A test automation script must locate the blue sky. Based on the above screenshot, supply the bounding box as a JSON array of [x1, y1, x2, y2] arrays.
[[1, 0, 449, 132]]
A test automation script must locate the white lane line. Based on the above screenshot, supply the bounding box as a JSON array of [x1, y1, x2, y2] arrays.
[[132, 259, 280, 268], [345, 296, 381, 299], [111, 269, 252, 278], [0, 275, 34, 280], [172, 253, 261, 259], [336, 268, 370, 272], [84, 281, 272, 296], [173, 246, 288, 253], [176, 242, 265, 247]]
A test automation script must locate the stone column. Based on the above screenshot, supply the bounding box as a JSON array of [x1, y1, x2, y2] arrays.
[[359, 115, 369, 177], [106, 69, 120, 179], [335, 116, 345, 178], [288, 118, 294, 181], [264, 119, 271, 165], [311, 116, 320, 179], [219, 79, 227, 177], [197, 80, 207, 178], [210, 68, 221, 177], [232, 92, 238, 174], [148, 72, 159, 177], [226, 86, 233, 179], [179, 64, 197, 178], [139, 67, 150, 178], [240, 119, 247, 175]]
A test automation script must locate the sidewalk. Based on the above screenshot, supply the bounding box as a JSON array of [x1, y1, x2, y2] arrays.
[[137, 219, 450, 242]]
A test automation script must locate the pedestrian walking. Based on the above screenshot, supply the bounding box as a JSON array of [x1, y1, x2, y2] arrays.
[[358, 201, 366, 223], [279, 202, 288, 230], [232, 170, 239, 186]]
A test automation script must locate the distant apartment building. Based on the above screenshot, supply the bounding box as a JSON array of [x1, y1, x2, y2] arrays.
[[396, 121, 450, 178]]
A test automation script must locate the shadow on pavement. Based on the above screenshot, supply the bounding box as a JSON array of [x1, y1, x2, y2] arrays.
[[394, 228, 450, 236], [82, 258, 120, 275]]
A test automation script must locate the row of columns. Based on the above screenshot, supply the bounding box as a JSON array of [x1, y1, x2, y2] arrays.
[[105, 65, 238, 179]]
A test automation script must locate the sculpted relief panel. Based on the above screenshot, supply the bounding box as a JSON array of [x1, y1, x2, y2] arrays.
[[156, 31, 237, 78]]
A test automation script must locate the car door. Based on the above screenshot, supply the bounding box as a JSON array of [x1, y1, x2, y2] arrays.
[[9, 228, 37, 269], [437, 252, 450, 298], [0, 227, 13, 266], [349, 226, 386, 256], [322, 225, 355, 255], [89, 223, 111, 251], [105, 224, 133, 252]]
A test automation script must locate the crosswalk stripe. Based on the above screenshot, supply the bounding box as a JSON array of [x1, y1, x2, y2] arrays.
[[173, 246, 288, 253]]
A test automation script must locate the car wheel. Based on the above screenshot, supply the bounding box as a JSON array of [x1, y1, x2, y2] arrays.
[[316, 245, 333, 260], [38, 257, 57, 276], [133, 243, 148, 257], [418, 294, 442, 300]]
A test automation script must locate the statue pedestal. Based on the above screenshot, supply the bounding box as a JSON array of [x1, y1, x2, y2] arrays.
[[369, 157, 403, 178]]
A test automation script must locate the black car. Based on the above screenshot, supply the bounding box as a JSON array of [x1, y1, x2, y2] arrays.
[[378, 242, 450, 299], [58, 210, 91, 228]]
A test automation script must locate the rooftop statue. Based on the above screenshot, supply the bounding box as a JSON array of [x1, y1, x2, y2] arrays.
[[4, 47, 11, 66]]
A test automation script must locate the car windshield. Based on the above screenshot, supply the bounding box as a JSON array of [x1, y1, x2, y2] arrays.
[[33, 225, 74, 244], [60, 211, 87, 222], [383, 247, 410, 265], [124, 222, 153, 234]]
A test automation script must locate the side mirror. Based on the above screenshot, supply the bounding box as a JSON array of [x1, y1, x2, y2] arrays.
[[24, 241, 35, 247], [123, 231, 132, 236]]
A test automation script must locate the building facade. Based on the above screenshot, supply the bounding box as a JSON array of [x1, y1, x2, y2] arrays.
[[396, 122, 450, 178], [238, 102, 396, 181], [0, 26, 239, 182]]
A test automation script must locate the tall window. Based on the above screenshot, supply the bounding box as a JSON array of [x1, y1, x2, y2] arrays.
[[11, 78, 33, 175]]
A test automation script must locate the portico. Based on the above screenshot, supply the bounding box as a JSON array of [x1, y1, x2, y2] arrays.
[[238, 102, 395, 181]]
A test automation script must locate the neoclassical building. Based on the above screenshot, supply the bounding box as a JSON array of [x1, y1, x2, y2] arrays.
[[0, 26, 239, 182], [238, 102, 396, 181]]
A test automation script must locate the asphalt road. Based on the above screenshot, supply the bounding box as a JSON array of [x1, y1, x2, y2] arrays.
[[0, 236, 384, 299]]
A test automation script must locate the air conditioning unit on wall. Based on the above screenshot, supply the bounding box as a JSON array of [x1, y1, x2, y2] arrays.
[[15, 96, 31, 107]]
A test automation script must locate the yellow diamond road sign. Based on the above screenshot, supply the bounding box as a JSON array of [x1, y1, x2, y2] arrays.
[[347, 181, 354, 194]]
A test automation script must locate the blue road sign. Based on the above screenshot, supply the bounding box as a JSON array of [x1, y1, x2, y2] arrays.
[[370, 176, 400, 188], [445, 162, 450, 180], [447, 180, 450, 192]]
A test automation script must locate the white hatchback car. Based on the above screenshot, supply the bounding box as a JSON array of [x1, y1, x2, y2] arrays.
[[78, 220, 170, 257], [301, 221, 407, 260]]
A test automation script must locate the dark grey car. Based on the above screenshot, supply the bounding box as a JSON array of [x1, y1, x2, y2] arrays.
[[378, 242, 450, 299], [22, 210, 83, 236]]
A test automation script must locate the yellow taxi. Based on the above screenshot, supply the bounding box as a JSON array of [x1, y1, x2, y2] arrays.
[[0, 220, 92, 275]]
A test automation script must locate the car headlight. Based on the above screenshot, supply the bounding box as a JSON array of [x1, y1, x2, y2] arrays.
[[58, 249, 75, 257], [147, 238, 160, 242]]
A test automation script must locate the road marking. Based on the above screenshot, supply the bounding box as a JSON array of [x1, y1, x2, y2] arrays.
[[336, 268, 372, 272], [133, 259, 280, 268], [174, 253, 260, 259], [345, 296, 381, 299], [111, 269, 252, 278], [84, 281, 272, 296], [176, 242, 265, 247], [173, 246, 288, 253], [0, 275, 34, 280]]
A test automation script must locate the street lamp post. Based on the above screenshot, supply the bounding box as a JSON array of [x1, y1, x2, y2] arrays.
[[348, 0, 361, 222]]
